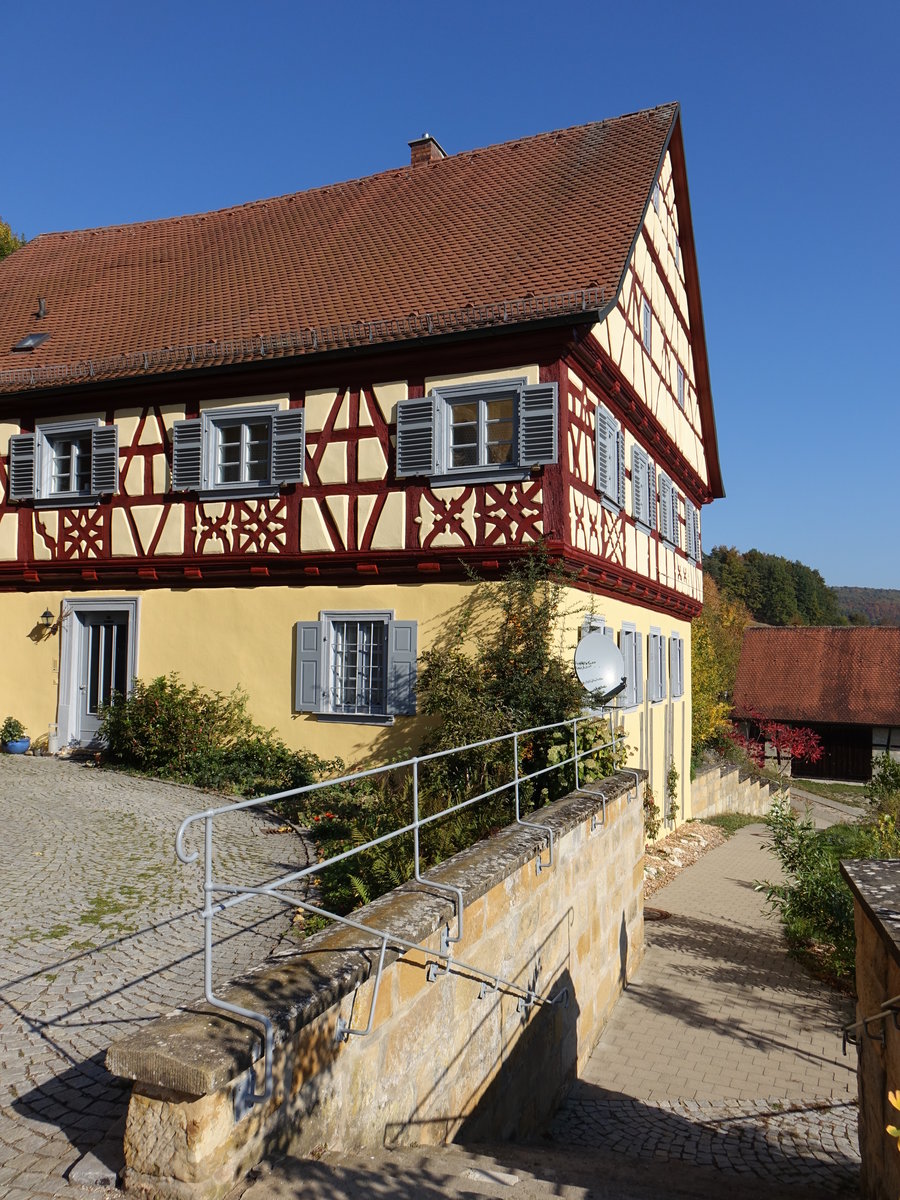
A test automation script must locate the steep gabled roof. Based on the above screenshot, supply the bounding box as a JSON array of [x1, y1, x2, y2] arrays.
[[0, 102, 720, 492], [733, 626, 900, 726]]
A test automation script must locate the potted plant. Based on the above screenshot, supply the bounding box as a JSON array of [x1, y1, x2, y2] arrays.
[[1, 716, 30, 754]]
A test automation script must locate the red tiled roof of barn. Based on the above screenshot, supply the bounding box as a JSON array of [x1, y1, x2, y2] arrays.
[[733, 626, 900, 726]]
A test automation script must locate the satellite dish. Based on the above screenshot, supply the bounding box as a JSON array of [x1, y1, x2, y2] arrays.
[[574, 632, 627, 704]]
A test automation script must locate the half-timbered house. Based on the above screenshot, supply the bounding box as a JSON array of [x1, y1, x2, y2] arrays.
[[0, 103, 723, 811]]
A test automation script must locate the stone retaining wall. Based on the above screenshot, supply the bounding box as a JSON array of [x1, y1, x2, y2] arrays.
[[108, 772, 645, 1200], [842, 861, 900, 1200], [690, 760, 781, 822]]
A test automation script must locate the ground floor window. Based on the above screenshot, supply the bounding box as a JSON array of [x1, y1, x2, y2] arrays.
[[295, 612, 417, 721]]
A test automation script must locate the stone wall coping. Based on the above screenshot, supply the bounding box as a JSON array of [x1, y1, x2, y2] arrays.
[[693, 759, 782, 793], [107, 771, 642, 1098], [841, 859, 900, 975]]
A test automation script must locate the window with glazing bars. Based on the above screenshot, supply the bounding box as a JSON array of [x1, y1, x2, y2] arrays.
[[329, 619, 388, 716]]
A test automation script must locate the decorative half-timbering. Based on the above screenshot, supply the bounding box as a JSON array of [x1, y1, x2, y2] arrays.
[[0, 102, 722, 810]]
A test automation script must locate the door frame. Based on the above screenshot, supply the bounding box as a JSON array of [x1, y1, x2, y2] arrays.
[[57, 597, 140, 747]]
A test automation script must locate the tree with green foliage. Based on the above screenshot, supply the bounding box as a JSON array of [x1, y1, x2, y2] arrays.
[[0, 217, 25, 261], [704, 546, 847, 627], [691, 576, 750, 762]]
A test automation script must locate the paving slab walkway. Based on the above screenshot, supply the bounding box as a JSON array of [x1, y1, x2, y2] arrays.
[[237, 807, 860, 1199], [0, 755, 311, 1200]]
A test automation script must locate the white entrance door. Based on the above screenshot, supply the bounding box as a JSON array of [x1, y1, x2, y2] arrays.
[[57, 598, 140, 747]]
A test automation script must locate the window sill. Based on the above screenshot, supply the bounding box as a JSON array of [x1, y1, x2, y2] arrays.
[[427, 468, 531, 488], [188, 487, 282, 502], [314, 713, 397, 726], [34, 495, 103, 509], [599, 495, 623, 516]]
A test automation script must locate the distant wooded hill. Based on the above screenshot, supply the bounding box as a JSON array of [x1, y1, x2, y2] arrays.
[[832, 587, 900, 627], [704, 547, 850, 626]]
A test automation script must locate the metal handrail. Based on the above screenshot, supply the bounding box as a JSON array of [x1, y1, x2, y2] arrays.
[[176, 713, 622, 1108], [842, 992, 900, 1054]]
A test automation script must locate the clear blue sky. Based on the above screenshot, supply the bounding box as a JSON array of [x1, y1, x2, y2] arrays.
[[3, 1, 897, 587]]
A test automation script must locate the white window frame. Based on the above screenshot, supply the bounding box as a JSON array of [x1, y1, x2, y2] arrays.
[[619, 623, 643, 711], [8, 419, 119, 507], [670, 632, 685, 699], [676, 364, 685, 410], [641, 298, 652, 353], [648, 628, 667, 704], [171, 401, 305, 499], [294, 611, 417, 724]]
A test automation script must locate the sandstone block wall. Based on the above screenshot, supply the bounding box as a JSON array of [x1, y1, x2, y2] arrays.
[[108, 772, 645, 1200], [690, 761, 781, 822]]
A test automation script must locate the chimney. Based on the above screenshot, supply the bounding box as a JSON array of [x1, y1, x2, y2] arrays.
[[409, 132, 447, 167]]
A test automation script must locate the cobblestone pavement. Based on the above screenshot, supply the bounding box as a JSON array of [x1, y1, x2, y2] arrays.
[[549, 816, 859, 1195], [0, 755, 311, 1200]]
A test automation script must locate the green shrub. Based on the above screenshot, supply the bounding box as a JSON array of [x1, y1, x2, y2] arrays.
[[868, 753, 900, 819], [0, 716, 26, 743], [288, 552, 628, 918], [760, 796, 900, 982], [100, 674, 328, 797]]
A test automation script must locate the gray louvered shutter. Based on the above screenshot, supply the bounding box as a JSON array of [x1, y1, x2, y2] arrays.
[[172, 418, 203, 491], [659, 635, 667, 700], [616, 430, 625, 508], [659, 475, 672, 542], [634, 633, 644, 705], [632, 447, 648, 524], [294, 622, 324, 712], [272, 410, 305, 484], [518, 382, 558, 467], [649, 460, 657, 532], [396, 395, 443, 477], [387, 620, 417, 715], [595, 405, 611, 495], [648, 633, 658, 701], [8, 433, 36, 501], [90, 425, 119, 494], [689, 503, 701, 561], [671, 488, 681, 550]]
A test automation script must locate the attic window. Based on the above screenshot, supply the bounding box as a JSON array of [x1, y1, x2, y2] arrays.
[[12, 332, 50, 352]]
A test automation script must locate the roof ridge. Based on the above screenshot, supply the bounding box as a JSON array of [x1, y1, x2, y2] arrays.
[[25, 102, 679, 242]]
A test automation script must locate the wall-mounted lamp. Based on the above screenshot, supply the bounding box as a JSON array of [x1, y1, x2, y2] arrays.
[[39, 609, 59, 635]]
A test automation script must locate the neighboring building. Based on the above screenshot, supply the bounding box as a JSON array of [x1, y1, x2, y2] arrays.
[[0, 103, 723, 811], [733, 627, 900, 781]]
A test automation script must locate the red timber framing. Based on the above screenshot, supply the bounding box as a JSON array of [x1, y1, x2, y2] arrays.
[[0, 322, 704, 619]]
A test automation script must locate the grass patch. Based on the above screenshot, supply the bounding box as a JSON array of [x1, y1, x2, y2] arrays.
[[702, 812, 761, 837], [790, 778, 868, 805]]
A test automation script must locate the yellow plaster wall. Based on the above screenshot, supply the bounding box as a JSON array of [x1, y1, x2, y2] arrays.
[[2, 579, 697, 814], [0, 590, 71, 747], [425, 364, 540, 391], [558, 584, 694, 820]]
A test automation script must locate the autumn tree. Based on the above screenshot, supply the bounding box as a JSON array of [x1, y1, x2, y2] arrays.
[[691, 576, 751, 760], [0, 217, 25, 261]]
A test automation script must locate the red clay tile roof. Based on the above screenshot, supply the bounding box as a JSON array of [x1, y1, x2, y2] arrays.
[[733, 627, 900, 726], [0, 104, 679, 393]]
